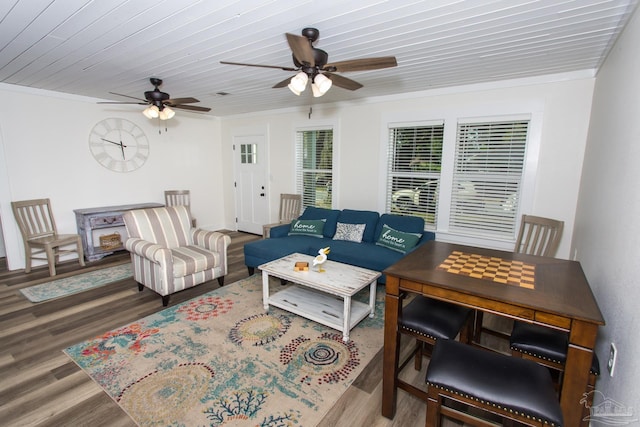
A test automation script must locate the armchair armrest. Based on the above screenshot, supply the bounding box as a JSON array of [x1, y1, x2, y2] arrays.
[[125, 238, 172, 265], [262, 222, 281, 239], [192, 229, 231, 273], [192, 229, 231, 253]]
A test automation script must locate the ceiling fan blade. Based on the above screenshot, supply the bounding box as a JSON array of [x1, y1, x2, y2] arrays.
[[325, 73, 363, 91], [286, 33, 315, 66], [166, 97, 200, 105], [273, 76, 292, 88], [108, 91, 148, 102], [220, 61, 296, 71], [325, 56, 397, 72], [171, 104, 211, 112], [97, 101, 148, 105]]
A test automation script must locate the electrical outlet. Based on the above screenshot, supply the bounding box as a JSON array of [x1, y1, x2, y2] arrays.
[[607, 343, 617, 376]]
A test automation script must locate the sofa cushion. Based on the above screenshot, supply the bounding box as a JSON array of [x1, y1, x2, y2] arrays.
[[288, 219, 325, 238], [299, 206, 340, 238], [171, 246, 220, 277], [333, 222, 366, 242], [335, 209, 380, 242], [375, 224, 422, 254], [243, 235, 324, 266], [327, 240, 408, 273]]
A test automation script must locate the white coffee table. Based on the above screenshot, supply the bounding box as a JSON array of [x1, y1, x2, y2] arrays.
[[259, 253, 381, 342]]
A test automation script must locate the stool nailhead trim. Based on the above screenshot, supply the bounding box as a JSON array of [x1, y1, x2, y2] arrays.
[[427, 382, 560, 427], [399, 326, 438, 341], [510, 346, 599, 376]]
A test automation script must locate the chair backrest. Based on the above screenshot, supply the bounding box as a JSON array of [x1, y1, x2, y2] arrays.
[[164, 190, 191, 208], [11, 198, 58, 241], [123, 206, 193, 248], [279, 193, 302, 223], [514, 214, 564, 257]]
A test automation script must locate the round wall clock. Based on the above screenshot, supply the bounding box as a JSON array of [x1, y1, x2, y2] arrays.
[[88, 118, 150, 172]]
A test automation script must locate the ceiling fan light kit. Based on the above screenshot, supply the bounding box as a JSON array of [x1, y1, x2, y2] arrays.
[[221, 27, 397, 98], [158, 106, 175, 120], [98, 77, 211, 119], [142, 105, 159, 119], [288, 71, 308, 95], [313, 73, 332, 96]]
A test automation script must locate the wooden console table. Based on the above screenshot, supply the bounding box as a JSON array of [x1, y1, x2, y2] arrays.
[[74, 203, 163, 261]]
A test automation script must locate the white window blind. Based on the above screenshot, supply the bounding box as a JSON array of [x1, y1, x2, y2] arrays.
[[386, 123, 443, 228], [295, 128, 333, 209], [449, 120, 528, 238]]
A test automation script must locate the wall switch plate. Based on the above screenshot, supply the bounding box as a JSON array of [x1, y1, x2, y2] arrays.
[[607, 343, 617, 376]]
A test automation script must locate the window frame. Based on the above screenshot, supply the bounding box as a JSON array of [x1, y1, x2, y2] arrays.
[[385, 120, 445, 230], [382, 109, 541, 250], [295, 123, 336, 210]]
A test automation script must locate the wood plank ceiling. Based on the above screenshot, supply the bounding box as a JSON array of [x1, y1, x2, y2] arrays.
[[0, 0, 637, 116]]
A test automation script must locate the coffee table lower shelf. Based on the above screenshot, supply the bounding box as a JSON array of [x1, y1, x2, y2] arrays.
[[260, 253, 380, 342], [267, 286, 372, 340]]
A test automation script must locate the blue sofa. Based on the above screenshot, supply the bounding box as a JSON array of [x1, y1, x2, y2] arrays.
[[243, 207, 435, 283]]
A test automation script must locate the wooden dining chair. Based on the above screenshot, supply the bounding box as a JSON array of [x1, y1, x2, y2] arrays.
[[514, 214, 564, 257], [11, 198, 85, 276], [164, 190, 196, 227], [474, 214, 564, 344], [262, 193, 302, 238]]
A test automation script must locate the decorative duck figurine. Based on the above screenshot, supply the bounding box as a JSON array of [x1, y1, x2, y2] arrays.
[[313, 247, 330, 272]]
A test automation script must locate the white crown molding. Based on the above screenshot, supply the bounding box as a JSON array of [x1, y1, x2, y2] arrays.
[[222, 69, 597, 120]]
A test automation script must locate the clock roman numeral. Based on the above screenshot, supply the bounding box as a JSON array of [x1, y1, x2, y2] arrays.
[[132, 153, 146, 164], [94, 152, 110, 162]]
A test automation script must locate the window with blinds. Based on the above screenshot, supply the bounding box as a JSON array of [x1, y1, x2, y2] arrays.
[[386, 123, 443, 228], [449, 120, 528, 238], [295, 128, 333, 209]]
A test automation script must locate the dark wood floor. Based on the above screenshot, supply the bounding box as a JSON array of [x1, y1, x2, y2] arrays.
[[0, 231, 432, 427]]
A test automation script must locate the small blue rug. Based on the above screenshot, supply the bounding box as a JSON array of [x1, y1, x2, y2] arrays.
[[20, 263, 133, 302]]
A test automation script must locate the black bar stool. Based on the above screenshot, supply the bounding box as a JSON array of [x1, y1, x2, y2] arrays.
[[396, 295, 473, 401], [510, 321, 600, 426], [426, 339, 563, 426]]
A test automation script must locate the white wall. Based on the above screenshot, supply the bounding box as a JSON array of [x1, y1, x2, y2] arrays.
[[0, 84, 225, 270], [221, 76, 595, 258], [0, 73, 598, 269], [573, 5, 640, 418]]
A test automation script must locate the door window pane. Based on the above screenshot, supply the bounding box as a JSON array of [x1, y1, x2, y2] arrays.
[[240, 143, 257, 164]]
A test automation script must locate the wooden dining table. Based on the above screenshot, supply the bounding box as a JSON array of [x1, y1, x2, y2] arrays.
[[381, 240, 605, 427]]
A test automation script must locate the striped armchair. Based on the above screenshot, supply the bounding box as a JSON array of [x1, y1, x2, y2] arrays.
[[123, 206, 230, 306]]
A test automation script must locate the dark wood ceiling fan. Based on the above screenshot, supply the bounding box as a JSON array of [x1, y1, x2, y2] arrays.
[[98, 78, 211, 112], [220, 28, 397, 92]]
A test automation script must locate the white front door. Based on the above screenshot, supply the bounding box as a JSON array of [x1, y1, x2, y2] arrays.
[[234, 134, 268, 235]]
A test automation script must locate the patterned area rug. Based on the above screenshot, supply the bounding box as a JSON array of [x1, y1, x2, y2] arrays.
[[64, 274, 385, 426], [20, 263, 133, 302]]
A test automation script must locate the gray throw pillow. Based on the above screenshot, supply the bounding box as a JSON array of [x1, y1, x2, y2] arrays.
[[333, 222, 366, 242]]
